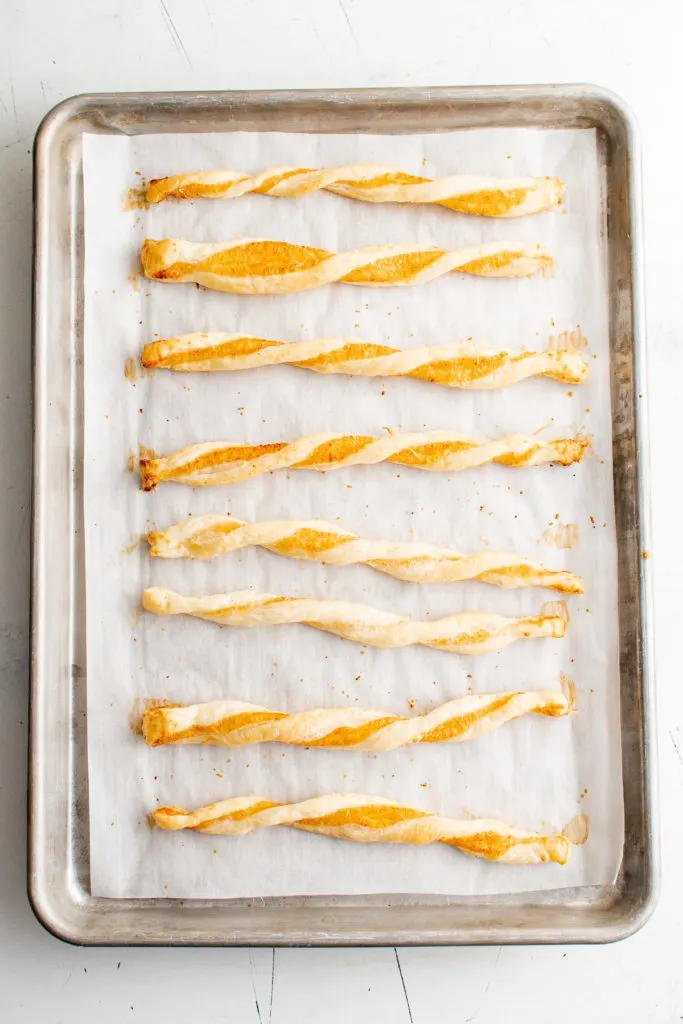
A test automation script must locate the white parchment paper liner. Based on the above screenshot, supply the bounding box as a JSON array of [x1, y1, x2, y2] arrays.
[[83, 128, 621, 898]]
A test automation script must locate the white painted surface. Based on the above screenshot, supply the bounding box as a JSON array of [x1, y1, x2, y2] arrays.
[[0, 0, 679, 1019]]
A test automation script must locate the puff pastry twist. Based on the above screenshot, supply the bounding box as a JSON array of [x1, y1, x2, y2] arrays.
[[142, 689, 573, 749], [139, 432, 588, 489], [148, 515, 584, 594], [140, 238, 552, 294], [141, 333, 589, 388], [152, 793, 585, 864], [142, 587, 568, 655], [145, 165, 564, 218]]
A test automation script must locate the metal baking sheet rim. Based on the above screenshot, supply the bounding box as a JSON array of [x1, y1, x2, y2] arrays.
[[29, 85, 658, 946]]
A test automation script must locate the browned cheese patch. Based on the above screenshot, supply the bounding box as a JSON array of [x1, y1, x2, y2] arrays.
[[339, 171, 430, 189], [295, 342, 394, 368], [149, 710, 288, 745], [343, 250, 444, 284], [522, 613, 567, 639], [483, 563, 540, 580], [439, 187, 530, 216], [254, 168, 314, 193], [176, 442, 288, 478], [146, 176, 249, 201], [195, 241, 330, 277], [199, 519, 243, 537], [154, 241, 331, 280], [144, 336, 282, 368], [483, 565, 583, 595], [367, 555, 437, 575], [457, 249, 528, 275], [170, 181, 235, 199], [411, 352, 511, 385], [293, 435, 375, 468], [268, 527, 349, 557], [428, 628, 492, 650], [535, 699, 571, 718], [419, 695, 516, 742], [389, 440, 474, 467], [303, 716, 402, 747], [494, 445, 541, 467], [201, 800, 281, 828], [297, 805, 429, 829], [444, 831, 540, 859]]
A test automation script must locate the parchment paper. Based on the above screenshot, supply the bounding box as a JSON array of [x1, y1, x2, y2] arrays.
[[83, 128, 621, 898]]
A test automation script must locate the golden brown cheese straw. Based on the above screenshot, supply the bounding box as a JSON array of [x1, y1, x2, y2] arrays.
[[142, 690, 573, 749], [139, 432, 589, 490], [140, 238, 553, 294], [142, 587, 568, 655], [145, 165, 564, 218], [148, 515, 584, 594], [151, 794, 587, 865], [141, 333, 589, 387]]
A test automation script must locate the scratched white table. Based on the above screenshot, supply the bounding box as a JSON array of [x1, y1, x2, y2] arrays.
[[1, 1, 680, 1019]]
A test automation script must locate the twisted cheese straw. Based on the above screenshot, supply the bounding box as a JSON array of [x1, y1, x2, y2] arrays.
[[142, 587, 568, 655], [148, 515, 584, 594], [140, 238, 552, 294], [152, 794, 587, 864], [139, 432, 589, 490], [145, 165, 564, 217], [141, 333, 589, 387], [141, 689, 573, 749]]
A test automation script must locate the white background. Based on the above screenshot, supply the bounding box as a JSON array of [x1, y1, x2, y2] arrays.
[[0, 0, 680, 1020]]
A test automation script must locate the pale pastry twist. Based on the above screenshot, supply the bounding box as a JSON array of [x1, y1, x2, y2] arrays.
[[142, 587, 568, 655], [139, 432, 588, 490], [148, 515, 584, 594], [152, 793, 586, 865], [141, 689, 573, 749], [141, 333, 589, 388], [145, 165, 564, 217], [140, 238, 553, 294]]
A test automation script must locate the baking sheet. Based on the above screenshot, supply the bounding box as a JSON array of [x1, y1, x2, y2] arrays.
[[83, 127, 621, 899]]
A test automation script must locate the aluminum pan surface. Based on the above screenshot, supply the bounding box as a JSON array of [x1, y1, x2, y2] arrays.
[[29, 85, 656, 945]]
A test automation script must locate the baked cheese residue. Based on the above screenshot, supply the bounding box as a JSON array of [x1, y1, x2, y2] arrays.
[[542, 522, 579, 549]]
